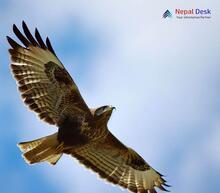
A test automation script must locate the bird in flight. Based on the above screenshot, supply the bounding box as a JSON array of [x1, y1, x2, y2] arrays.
[[7, 21, 169, 193]]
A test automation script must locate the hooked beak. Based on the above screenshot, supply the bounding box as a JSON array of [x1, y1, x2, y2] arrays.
[[110, 106, 116, 111]]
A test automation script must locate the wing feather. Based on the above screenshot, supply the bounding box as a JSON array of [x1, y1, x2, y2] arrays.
[[8, 22, 91, 125], [46, 37, 57, 56], [34, 28, 47, 49], [68, 131, 169, 193], [22, 21, 39, 46], [13, 24, 30, 47]]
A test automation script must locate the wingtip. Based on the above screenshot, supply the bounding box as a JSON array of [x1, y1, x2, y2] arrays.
[[161, 185, 170, 192], [12, 23, 18, 32], [156, 172, 171, 192], [46, 37, 50, 46], [6, 35, 11, 42], [6, 35, 21, 49], [22, 20, 26, 29], [46, 36, 57, 56], [6, 35, 13, 43], [34, 27, 39, 35], [163, 183, 171, 188], [22, 20, 29, 31]]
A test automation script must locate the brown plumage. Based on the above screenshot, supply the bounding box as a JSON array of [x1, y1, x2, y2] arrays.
[[8, 21, 170, 193]]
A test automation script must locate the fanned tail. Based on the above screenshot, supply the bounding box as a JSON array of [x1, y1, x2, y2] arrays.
[[17, 132, 63, 165]]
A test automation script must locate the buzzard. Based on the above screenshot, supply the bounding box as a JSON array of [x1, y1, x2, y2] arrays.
[[7, 21, 169, 193]]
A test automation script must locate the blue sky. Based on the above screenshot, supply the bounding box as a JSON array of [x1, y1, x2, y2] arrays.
[[0, 1, 220, 193]]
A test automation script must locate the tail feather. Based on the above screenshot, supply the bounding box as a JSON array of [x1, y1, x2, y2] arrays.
[[43, 153, 62, 165], [17, 132, 63, 165], [18, 136, 46, 153]]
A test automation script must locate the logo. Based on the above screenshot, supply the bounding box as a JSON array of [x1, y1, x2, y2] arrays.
[[162, 8, 211, 19], [162, 10, 172, 18]]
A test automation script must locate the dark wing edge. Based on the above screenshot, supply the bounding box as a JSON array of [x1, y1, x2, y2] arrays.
[[7, 21, 57, 57]]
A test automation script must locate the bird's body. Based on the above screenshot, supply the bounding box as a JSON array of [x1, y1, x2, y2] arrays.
[[7, 21, 169, 193]]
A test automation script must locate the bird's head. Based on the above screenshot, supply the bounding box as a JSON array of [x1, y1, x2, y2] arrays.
[[91, 105, 116, 125]]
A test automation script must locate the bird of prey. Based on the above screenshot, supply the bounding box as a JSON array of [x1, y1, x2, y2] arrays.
[[7, 21, 169, 193]]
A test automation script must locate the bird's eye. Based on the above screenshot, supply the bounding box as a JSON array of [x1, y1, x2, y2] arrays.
[[102, 106, 108, 111], [95, 106, 108, 116]]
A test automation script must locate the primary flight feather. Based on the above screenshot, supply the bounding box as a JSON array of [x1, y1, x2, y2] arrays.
[[7, 21, 169, 193]]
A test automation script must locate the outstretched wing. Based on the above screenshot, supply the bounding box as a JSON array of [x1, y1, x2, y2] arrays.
[[7, 21, 91, 125], [68, 131, 169, 193]]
